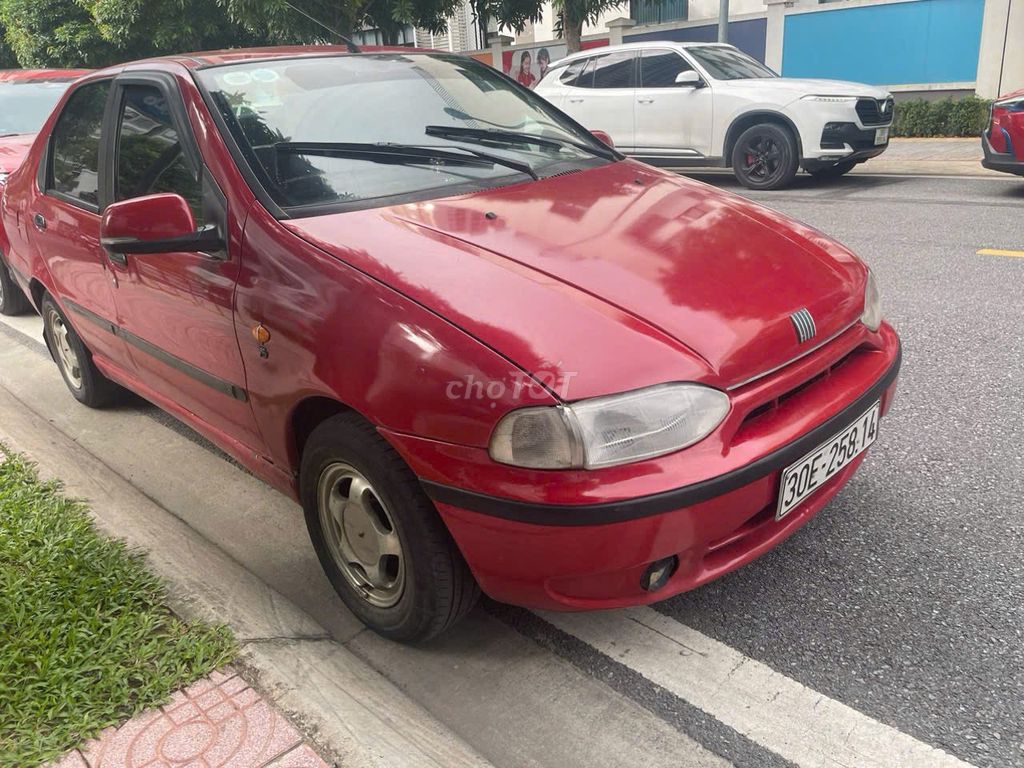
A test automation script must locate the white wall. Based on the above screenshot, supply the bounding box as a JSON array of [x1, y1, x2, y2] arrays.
[[688, 0, 766, 21], [976, 0, 1024, 97]]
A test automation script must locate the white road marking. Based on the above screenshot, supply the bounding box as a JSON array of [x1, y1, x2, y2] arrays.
[[540, 607, 975, 768]]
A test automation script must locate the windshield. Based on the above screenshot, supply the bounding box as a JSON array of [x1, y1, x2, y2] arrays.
[[197, 54, 611, 213], [0, 81, 74, 135], [687, 47, 777, 80]]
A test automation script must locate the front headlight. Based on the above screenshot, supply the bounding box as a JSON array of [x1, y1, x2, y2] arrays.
[[489, 383, 730, 470], [861, 270, 882, 331], [801, 95, 858, 103]]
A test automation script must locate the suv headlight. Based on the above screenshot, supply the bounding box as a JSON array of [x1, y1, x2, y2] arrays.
[[860, 270, 882, 331], [489, 383, 730, 470], [801, 95, 858, 103]]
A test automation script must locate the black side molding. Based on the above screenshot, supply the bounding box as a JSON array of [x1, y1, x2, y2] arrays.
[[64, 299, 248, 402], [421, 343, 902, 527]]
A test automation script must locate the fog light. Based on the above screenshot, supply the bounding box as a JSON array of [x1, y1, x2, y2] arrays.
[[640, 556, 679, 592]]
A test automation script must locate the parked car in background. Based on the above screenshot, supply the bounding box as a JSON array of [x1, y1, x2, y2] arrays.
[[0, 68, 90, 314], [981, 88, 1024, 176], [535, 42, 894, 190], [1, 47, 900, 640]]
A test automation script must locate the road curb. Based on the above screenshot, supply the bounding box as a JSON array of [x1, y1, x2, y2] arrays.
[[0, 374, 494, 768]]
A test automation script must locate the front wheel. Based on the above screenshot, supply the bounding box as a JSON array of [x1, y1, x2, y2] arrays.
[[807, 160, 858, 180], [0, 256, 31, 316], [301, 412, 480, 641], [731, 123, 800, 190]]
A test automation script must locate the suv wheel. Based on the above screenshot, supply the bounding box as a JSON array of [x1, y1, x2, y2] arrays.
[[41, 295, 123, 407], [301, 412, 480, 641], [0, 257, 31, 316], [731, 123, 800, 190]]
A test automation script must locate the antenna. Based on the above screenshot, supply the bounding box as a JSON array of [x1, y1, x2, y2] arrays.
[[282, 1, 361, 53]]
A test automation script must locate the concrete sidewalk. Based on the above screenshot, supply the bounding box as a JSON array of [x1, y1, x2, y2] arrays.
[[852, 137, 999, 177]]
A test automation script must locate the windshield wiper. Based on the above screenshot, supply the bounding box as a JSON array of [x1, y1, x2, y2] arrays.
[[273, 141, 538, 180], [425, 125, 616, 161]]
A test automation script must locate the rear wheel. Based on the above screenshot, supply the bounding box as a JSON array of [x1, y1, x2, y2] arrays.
[[807, 160, 858, 180], [41, 295, 123, 408], [731, 123, 800, 190], [301, 412, 479, 641], [0, 256, 31, 316]]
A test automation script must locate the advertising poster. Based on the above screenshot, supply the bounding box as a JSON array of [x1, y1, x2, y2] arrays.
[[500, 40, 608, 88]]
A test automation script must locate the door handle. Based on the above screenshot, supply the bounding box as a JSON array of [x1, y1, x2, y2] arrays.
[[32, 213, 46, 231], [637, 97, 655, 104], [568, 98, 584, 103]]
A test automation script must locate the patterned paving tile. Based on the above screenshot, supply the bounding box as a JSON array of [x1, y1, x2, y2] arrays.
[[71, 669, 310, 768]]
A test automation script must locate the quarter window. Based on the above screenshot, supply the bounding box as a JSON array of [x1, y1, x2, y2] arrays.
[[560, 58, 594, 88], [592, 52, 636, 89], [115, 84, 203, 221], [49, 81, 110, 207], [639, 50, 696, 88]]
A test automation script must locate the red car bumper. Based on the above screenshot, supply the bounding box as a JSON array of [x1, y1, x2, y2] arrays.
[[391, 323, 901, 611]]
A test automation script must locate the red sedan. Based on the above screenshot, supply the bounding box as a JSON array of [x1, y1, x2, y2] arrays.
[[0, 68, 90, 314], [982, 88, 1024, 176], [0, 47, 900, 640]]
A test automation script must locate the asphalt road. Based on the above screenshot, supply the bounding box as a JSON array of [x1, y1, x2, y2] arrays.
[[1, 172, 1021, 768], [659, 171, 1024, 767]]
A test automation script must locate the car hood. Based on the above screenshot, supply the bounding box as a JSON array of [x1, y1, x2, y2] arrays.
[[0, 134, 34, 175], [741, 77, 890, 100], [283, 161, 866, 397]]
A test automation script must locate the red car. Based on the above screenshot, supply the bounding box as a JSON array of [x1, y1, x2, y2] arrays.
[[982, 88, 1024, 176], [0, 68, 90, 314], [0, 46, 900, 640]]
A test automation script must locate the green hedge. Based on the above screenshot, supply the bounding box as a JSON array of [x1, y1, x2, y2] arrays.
[[892, 96, 992, 138]]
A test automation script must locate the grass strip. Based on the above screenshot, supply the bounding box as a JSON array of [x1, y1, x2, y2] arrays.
[[0, 447, 235, 767]]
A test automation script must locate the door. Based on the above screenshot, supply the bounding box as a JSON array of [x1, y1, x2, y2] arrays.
[[635, 49, 715, 160], [103, 76, 262, 448], [561, 51, 636, 151], [31, 79, 130, 368]]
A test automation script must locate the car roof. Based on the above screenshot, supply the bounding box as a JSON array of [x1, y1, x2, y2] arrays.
[[0, 68, 93, 83], [84, 45, 437, 77], [554, 41, 736, 64]]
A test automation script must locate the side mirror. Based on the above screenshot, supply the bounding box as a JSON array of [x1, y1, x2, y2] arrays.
[[100, 193, 224, 259], [674, 71, 703, 87], [590, 129, 615, 148]]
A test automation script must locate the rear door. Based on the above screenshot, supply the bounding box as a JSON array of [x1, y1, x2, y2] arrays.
[[561, 51, 636, 151], [102, 74, 263, 448], [635, 49, 715, 160], [30, 79, 130, 368]]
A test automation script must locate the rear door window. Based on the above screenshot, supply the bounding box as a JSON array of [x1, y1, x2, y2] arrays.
[[592, 52, 636, 89], [48, 81, 111, 208]]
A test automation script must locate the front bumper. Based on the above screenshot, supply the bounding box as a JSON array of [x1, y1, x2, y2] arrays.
[[803, 122, 889, 170], [981, 131, 1024, 176], [397, 323, 902, 610]]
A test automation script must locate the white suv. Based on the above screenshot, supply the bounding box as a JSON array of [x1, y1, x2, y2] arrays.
[[534, 42, 894, 190]]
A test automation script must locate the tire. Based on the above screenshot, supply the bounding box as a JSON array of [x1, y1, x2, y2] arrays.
[[731, 123, 800, 190], [301, 412, 480, 641], [0, 256, 31, 316], [807, 160, 858, 180], [41, 295, 123, 408]]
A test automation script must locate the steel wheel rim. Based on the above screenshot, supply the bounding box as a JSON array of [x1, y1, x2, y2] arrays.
[[742, 135, 782, 182], [317, 462, 405, 608], [47, 308, 82, 390]]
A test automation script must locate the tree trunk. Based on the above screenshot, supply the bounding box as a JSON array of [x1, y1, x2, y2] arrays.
[[563, 11, 582, 53]]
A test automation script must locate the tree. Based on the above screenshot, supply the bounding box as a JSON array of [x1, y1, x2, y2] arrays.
[[554, 0, 627, 53], [467, 0, 544, 48], [0, 0, 273, 68]]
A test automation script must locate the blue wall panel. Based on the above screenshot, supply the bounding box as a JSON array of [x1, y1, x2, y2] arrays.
[[625, 18, 768, 62], [782, 0, 984, 85]]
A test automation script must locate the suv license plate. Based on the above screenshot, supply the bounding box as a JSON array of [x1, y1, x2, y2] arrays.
[[776, 402, 880, 520], [874, 127, 889, 145]]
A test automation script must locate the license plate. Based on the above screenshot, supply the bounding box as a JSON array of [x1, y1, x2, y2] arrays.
[[874, 127, 889, 145], [776, 402, 880, 520]]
